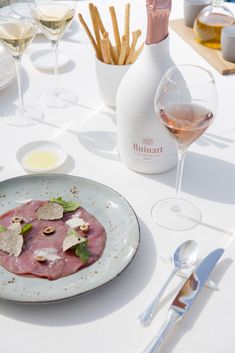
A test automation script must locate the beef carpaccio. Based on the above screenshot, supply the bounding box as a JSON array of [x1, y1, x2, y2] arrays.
[[0, 199, 106, 280]]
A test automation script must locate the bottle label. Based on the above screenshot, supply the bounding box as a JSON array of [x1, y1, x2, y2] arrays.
[[128, 136, 164, 165]]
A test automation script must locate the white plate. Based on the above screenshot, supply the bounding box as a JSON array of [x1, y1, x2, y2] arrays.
[[0, 48, 15, 91], [30, 49, 70, 71], [0, 174, 140, 303], [17, 140, 67, 173]]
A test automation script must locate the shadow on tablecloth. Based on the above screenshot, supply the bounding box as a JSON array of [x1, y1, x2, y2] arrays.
[[0, 67, 29, 119], [145, 151, 235, 205]]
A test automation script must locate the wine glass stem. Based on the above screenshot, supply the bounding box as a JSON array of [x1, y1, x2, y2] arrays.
[[175, 146, 187, 201], [52, 41, 59, 95], [14, 57, 25, 114]]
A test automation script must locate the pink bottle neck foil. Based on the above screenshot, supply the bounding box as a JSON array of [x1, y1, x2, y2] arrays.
[[146, 0, 172, 45]]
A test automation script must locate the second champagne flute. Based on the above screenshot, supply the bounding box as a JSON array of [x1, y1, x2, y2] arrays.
[[152, 65, 217, 231], [36, 0, 77, 108]]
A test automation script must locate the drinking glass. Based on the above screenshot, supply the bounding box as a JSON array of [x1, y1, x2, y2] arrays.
[[0, 0, 44, 126], [152, 65, 217, 231], [36, 0, 77, 108]]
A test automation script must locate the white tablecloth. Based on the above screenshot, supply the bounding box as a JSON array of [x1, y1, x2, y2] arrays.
[[0, 1, 235, 352]]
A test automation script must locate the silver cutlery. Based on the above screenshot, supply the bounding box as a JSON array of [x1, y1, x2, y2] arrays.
[[138, 240, 199, 326], [142, 248, 224, 353]]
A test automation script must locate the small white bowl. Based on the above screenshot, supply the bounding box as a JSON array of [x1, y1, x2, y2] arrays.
[[95, 58, 131, 108], [17, 141, 67, 173]]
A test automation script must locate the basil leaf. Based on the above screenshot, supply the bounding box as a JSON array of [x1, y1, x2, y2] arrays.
[[21, 223, 32, 235], [75, 241, 90, 263], [50, 197, 80, 213], [0, 225, 7, 233]]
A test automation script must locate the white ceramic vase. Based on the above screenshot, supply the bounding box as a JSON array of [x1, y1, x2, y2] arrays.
[[95, 58, 131, 108], [116, 36, 177, 174]]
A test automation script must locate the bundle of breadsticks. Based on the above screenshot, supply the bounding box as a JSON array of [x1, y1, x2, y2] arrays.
[[78, 3, 144, 65]]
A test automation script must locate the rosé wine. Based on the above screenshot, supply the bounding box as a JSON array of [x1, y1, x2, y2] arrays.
[[159, 103, 214, 147]]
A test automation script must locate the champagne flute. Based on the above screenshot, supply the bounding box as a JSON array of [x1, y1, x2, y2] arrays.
[[36, 0, 77, 108], [152, 65, 217, 231], [0, 0, 44, 126]]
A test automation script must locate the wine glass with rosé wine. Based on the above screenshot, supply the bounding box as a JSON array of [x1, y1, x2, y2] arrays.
[[152, 65, 217, 231], [0, 0, 44, 126]]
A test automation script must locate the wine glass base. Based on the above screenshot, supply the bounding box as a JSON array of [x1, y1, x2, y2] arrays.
[[4, 106, 44, 127], [40, 88, 78, 109], [151, 198, 202, 231]]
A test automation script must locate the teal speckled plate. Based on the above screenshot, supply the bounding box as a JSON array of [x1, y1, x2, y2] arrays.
[[0, 174, 140, 303]]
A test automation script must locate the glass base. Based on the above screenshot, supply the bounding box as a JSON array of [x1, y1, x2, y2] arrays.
[[40, 88, 78, 109], [151, 198, 202, 231], [4, 105, 44, 127]]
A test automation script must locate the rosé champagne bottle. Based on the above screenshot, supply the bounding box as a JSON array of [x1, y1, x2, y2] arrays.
[[116, 0, 177, 174]]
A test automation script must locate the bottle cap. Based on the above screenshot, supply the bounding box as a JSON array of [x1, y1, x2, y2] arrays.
[[184, 0, 211, 28], [221, 25, 235, 63]]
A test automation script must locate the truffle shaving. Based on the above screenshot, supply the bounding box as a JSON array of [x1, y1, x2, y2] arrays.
[[63, 232, 86, 252], [0, 223, 23, 257], [36, 202, 64, 220]]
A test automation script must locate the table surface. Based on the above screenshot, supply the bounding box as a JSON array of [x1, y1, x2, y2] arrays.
[[0, 1, 235, 352]]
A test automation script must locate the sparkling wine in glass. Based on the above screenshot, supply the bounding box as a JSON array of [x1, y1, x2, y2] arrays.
[[36, 0, 77, 108], [0, 0, 44, 126], [152, 65, 217, 231]]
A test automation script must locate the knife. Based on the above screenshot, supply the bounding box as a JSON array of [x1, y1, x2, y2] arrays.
[[143, 248, 224, 353]]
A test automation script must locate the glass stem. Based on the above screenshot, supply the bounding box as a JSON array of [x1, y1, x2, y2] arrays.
[[52, 41, 59, 95], [175, 146, 187, 201], [14, 57, 25, 114]]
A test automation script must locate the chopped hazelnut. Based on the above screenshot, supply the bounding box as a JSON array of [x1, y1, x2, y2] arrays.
[[43, 226, 55, 235], [79, 223, 89, 233], [11, 216, 23, 223], [35, 255, 47, 262]]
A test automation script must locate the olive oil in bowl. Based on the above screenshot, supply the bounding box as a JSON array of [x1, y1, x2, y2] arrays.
[[23, 150, 60, 171], [18, 141, 67, 173]]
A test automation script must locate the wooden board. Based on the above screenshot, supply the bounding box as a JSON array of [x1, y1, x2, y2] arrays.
[[170, 18, 235, 75]]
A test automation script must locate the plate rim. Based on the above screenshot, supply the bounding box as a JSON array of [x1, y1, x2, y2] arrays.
[[0, 174, 140, 304]]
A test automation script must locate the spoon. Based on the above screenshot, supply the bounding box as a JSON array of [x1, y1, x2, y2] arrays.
[[138, 239, 199, 327]]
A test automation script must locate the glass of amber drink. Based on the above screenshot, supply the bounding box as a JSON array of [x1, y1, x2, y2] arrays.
[[152, 65, 217, 231]]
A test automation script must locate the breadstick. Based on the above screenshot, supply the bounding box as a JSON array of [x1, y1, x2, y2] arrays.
[[94, 6, 118, 64], [109, 41, 118, 65], [89, 3, 102, 60], [101, 36, 112, 64], [102, 32, 114, 64], [78, 13, 101, 60], [109, 6, 121, 56], [125, 29, 141, 64], [125, 3, 130, 53], [118, 35, 128, 65], [130, 42, 144, 64], [94, 5, 105, 35], [102, 31, 117, 64]]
